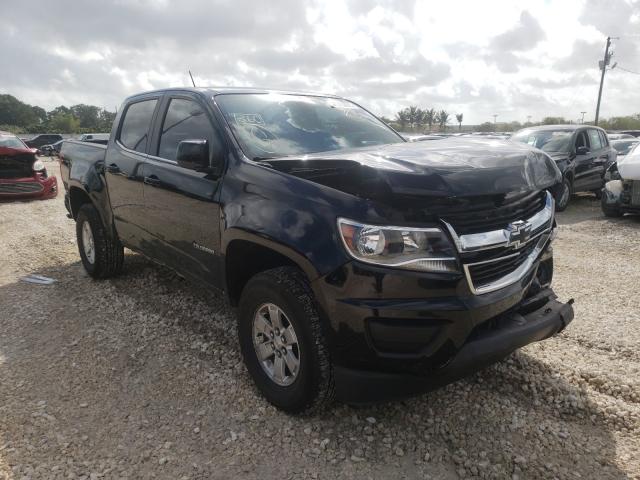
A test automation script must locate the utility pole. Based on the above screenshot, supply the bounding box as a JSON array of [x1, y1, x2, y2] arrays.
[[493, 114, 498, 128], [580, 111, 586, 124], [595, 37, 612, 126], [526, 115, 531, 125]]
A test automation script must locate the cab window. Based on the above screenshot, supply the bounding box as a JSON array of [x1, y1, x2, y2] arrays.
[[588, 129, 602, 150], [118, 99, 158, 153], [157, 98, 222, 162]]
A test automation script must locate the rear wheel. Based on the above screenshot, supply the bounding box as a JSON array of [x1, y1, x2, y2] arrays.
[[237, 267, 334, 413], [556, 177, 571, 212], [76, 203, 124, 278]]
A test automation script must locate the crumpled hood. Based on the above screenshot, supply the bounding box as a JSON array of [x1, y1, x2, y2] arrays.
[[0, 146, 38, 179], [265, 138, 561, 199]]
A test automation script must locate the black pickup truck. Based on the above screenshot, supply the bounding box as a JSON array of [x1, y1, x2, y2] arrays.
[[60, 87, 574, 412]]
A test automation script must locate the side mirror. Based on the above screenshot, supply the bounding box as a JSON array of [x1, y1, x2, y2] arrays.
[[176, 139, 209, 172], [576, 145, 590, 156]]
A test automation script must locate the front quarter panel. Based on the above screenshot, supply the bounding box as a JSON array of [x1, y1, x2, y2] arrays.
[[220, 160, 371, 278]]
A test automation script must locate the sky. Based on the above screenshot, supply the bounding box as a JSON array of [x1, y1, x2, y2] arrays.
[[2, 0, 639, 125]]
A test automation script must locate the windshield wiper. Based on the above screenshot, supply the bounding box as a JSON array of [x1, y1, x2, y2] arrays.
[[252, 156, 278, 161]]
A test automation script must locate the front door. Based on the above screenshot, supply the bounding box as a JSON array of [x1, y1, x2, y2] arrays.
[[139, 95, 225, 287]]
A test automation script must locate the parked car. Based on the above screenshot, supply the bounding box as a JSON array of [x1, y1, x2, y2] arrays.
[[59, 87, 573, 412], [602, 143, 640, 217], [23, 134, 63, 149], [511, 125, 616, 211], [611, 138, 639, 159], [37, 139, 65, 157], [620, 130, 640, 138], [0, 131, 58, 200], [78, 133, 110, 144], [607, 133, 636, 141]]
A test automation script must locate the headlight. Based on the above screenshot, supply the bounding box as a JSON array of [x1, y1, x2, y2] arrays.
[[337, 218, 459, 272], [32, 160, 45, 171]]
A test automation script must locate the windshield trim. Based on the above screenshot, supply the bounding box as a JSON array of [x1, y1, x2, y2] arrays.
[[212, 92, 405, 161]]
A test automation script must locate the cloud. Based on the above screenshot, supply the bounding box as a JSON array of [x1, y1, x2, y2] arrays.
[[1, 0, 639, 124], [490, 11, 546, 52]]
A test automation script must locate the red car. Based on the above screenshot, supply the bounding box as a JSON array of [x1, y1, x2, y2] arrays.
[[0, 131, 58, 200]]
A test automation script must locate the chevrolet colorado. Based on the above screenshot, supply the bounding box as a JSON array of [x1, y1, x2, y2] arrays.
[[60, 88, 574, 412]]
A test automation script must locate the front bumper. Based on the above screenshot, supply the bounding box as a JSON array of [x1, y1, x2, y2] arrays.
[[311, 234, 572, 403], [334, 288, 573, 404], [603, 179, 640, 213], [0, 173, 58, 200]]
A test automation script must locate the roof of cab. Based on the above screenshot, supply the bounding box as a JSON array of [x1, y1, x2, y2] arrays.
[[125, 86, 342, 102]]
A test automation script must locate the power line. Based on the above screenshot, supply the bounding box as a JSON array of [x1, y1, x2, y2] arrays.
[[617, 65, 640, 75]]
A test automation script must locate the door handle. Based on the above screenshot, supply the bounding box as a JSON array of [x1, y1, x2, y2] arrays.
[[143, 175, 161, 187], [106, 163, 121, 174]]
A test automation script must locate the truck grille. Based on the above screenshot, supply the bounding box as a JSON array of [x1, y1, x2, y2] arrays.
[[439, 191, 546, 235], [466, 241, 537, 289], [0, 182, 43, 194]]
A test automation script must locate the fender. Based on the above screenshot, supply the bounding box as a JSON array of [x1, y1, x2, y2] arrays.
[[222, 227, 320, 282]]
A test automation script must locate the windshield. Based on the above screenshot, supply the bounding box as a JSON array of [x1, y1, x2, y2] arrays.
[[0, 134, 27, 149], [511, 129, 573, 153], [215, 93, 403, 159]]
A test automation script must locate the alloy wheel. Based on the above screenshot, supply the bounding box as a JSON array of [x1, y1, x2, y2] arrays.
[[252, 303, 300, 386]]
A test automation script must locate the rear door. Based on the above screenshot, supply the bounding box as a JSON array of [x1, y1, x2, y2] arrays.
[[104, 95, 160, 249], [586, 128, 606, 189], [572, 129, 594, 191], [139, 93, 226, 287]]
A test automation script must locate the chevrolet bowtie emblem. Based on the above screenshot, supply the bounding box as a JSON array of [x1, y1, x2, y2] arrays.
[[507, 220, 532, 248]]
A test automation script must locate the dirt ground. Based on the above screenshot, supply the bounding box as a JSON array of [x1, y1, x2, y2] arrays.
[[1, 161, 638, 480]]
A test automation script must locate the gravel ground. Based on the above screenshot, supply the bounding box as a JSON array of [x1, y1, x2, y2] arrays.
[[0, 161, 638, 480]]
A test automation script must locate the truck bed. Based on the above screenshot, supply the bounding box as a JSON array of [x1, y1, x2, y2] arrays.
[[59, 140, 106, 190]]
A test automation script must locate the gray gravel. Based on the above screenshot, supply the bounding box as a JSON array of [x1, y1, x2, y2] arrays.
[[0, 161, 638, 479]]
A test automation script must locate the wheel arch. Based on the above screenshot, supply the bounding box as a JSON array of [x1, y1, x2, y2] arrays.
[[68, 186, 93, 219], [223, 229, 320, 307]]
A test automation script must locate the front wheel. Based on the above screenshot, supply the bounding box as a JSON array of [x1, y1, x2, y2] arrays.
[[555, 178, 571, 212], [76, 203, 124, 278], [237, 267, 334, 413]]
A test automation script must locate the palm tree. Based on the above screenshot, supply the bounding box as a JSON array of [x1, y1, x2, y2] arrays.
[[437, 110, 450, 131], [407, 106, 422, 130], [424, 108, 436, 132], [395, 109, 409, 130], [456, 113, 464, 131]]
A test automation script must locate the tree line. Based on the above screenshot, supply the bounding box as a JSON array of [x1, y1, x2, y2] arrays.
[[388, 106, 461, 132], [0, 94, 116, 134], [386, 106, 640, 133]]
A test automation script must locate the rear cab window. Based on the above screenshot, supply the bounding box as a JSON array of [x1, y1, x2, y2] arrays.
[[588, 129, 603, 150], [598, 130, 609, 147], [118, 99, 158, 153]]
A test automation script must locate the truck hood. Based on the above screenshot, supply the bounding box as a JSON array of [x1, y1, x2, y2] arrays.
[[264, 138, 561, 200]]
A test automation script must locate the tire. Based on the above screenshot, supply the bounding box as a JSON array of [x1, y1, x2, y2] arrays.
[[555, 177, 572, 212], [237, 267, 334, 413], [76, 203, 124, 278], [601, 195, 623, 218]]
